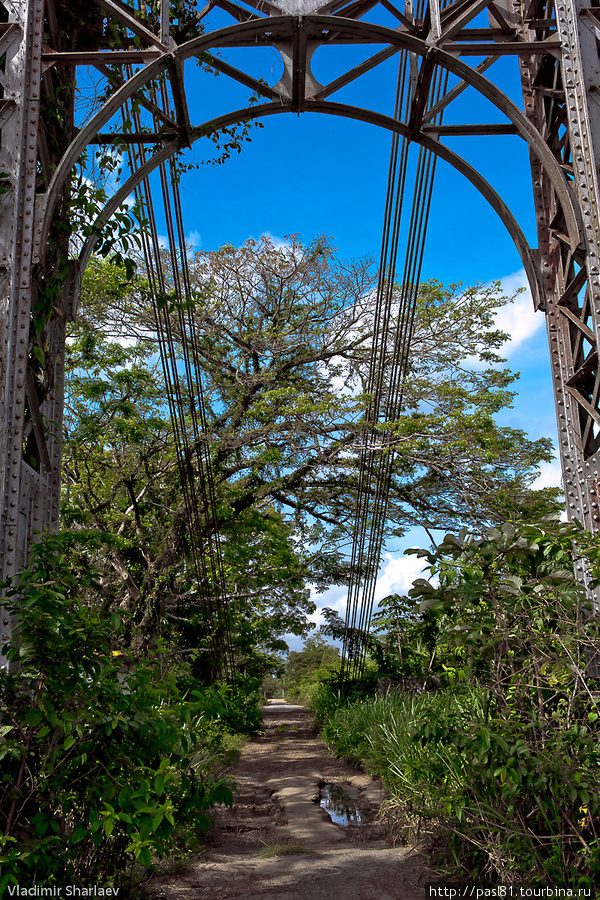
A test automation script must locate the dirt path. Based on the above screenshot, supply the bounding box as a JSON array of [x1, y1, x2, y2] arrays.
[[146, 700, 436, 899]]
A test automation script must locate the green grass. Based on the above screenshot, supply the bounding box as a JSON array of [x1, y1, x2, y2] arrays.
[[319, 688, 481, 799], [314, 686, 489, 855], [313, 686, 600, 888]]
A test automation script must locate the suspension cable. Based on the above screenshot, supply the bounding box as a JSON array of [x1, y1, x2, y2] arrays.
[[341, 5, 449, 683], [119, 73, 235, 681]]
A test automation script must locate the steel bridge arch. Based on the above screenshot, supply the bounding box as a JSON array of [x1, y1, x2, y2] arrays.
[[78, 102, 541, 311], [39, 15, 583, 310], [7, 0, 600, 673]]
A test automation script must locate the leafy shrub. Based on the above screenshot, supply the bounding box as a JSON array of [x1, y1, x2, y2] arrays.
[[319, 688, 480, 795], [0, 536, 233, 892], [318, 519, 600, 888], [406, 519, 600, 886], [217, 675, 263, 734], [284, 636, 341, 704]]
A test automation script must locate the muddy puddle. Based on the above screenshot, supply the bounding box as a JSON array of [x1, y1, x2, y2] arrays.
[[318, 782, 365, 826]]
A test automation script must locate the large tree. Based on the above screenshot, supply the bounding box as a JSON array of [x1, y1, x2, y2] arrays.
[[62, 236, 561, 659]]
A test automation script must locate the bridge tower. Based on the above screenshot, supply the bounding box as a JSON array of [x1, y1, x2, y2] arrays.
[[2, 0, 600, 666]]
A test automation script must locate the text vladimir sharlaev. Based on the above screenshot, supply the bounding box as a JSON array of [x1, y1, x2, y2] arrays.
[[6, 887, 119, 896]]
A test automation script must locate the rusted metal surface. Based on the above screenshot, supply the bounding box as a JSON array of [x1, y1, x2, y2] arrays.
[[516, 0, 600, 624]]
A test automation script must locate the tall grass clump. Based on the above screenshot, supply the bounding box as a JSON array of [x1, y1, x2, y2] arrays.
[[319, 688, 483, 814]]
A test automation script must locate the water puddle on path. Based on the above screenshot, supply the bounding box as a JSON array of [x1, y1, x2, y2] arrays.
[[318, 782, 365, 826]]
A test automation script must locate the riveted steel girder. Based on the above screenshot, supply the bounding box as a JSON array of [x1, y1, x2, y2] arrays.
[[0, 0, 46, 671]]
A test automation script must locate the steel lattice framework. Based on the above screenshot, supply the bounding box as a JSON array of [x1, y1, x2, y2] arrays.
[[2, 0, 600, 667]]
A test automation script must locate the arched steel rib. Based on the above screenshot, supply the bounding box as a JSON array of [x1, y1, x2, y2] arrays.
[[43, 14, 580, 294], [78, 100, 542, 307]]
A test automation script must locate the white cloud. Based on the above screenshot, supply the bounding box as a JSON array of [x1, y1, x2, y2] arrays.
[[307, 584, 347, 627], [495, 269, 544, 355], [373, 551, 427, 602], [532, 459, 563, 490], [186, 230, 202, 250], [284, 549, 429, 652], [309, 549, 426, 624]]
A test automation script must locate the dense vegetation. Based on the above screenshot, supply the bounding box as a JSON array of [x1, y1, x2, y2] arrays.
[[0, 537, 244, 893], [283, 635, 341, 702], [63, 239, 559, 661], [311, 518, 600, 888], [0, 238, 568, 888]]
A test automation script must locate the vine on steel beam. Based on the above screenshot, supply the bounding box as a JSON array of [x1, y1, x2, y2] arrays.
[[0, 0, 48, 671]]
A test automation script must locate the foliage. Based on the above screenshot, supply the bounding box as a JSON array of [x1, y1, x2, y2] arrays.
[[284, 635, 340, 703], [407, 519, 600, 885], [316, 519, 600, 888], [62, 243, 562, 666], [369, 592, 440, 683], [0, 536, 234, 891], [319, 594, 441, 690], [214, 677, 263, 735], [318, 688, 477, 793], [86, 239, 561, 536], [262, 672, 285, 699], [62, 257, 315, 667]]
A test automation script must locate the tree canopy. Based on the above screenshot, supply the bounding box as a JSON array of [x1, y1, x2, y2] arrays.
[[61, 235, 562, 664]]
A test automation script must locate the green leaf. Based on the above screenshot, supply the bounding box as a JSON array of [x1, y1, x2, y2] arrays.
[[70, 826, 88, 845], [24, 708, 44, 727]]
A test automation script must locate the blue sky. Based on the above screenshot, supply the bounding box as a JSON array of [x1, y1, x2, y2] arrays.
[[129, 12, 563, 647]]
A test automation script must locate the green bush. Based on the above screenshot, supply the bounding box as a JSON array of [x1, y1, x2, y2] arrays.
[[317, 519, 600, 888], [217, 675, 263, 734], [319, 688, 480, 797], [284, 635, 341, 704], [0, 536, 233, 892], [406, 519, 600, 886]]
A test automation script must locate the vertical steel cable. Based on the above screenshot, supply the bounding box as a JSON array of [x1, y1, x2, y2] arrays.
[[157, 80, 235, 677], [341, 0, 450, 683], [340, 49, 410, 679], [119, 74, 235, 681]]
